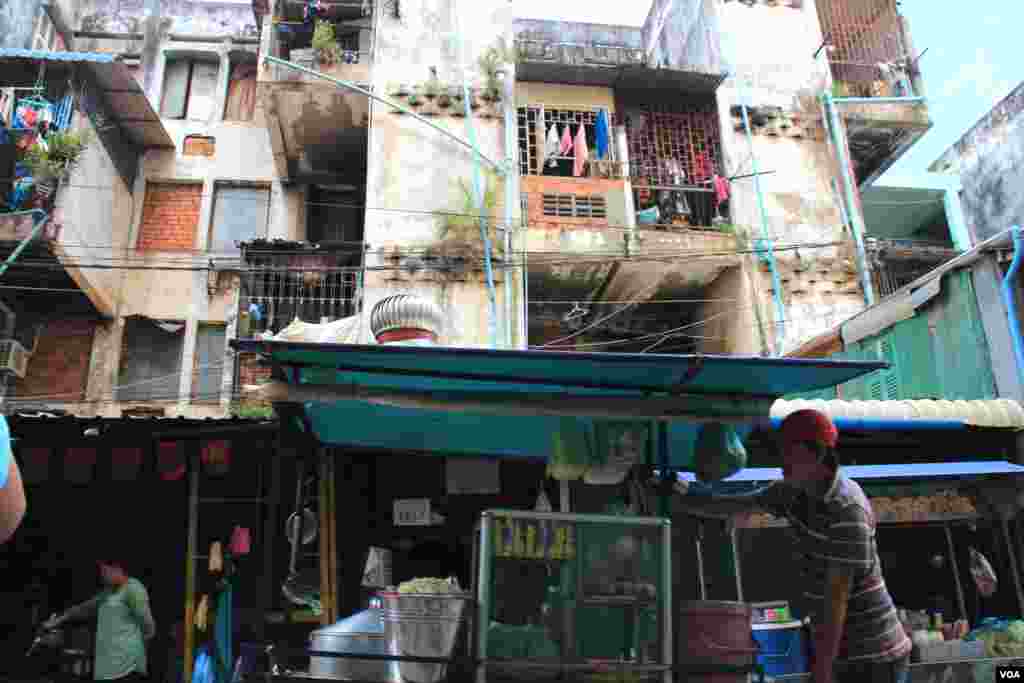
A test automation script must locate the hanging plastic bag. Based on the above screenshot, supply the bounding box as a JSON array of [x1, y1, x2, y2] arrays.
[[970, 547, 998, 597], [693, 422, 747, 483]]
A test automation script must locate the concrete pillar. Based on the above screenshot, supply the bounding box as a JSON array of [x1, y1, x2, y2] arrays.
[[615, 125, 637, 251], [84, 318, 125, 417]]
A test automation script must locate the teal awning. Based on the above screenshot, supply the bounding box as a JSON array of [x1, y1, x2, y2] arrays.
[[232, 341, 886, 467]]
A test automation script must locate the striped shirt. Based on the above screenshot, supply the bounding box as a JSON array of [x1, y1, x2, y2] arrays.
[[760, 472, 911, 664]]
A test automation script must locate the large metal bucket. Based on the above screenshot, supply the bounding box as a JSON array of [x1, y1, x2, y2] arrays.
[[379, 592, 469, 683]]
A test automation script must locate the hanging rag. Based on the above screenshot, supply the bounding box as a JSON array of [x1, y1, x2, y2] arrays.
[[572, 124, 589, 178], [544, 124, 560, 168], [230, 526, 251, 556], [558, 125, 573, 156], [713, 175, 731, 206], [209, 542, 224, 573], [213, 580, 234, 683], [595, 110, 610, 160], [195, 594, 210, 631]]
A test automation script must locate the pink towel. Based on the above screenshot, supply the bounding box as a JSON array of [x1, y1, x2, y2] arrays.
[[559, 125, 573, 156], [713, 175, 731, 205], [573, 125, 589, 177], [230, 526, 252, 556]]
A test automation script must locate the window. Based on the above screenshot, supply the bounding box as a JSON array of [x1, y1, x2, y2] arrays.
[[517, 106, 614, 177], [209, 184, 270, 254], [31, 7, 64, 51], [193, 325, 226, 402], [118, 318, 184, 402], [542, 193, 607, 219], [161, 58, 220, 121], [224, 62, 257, 122]]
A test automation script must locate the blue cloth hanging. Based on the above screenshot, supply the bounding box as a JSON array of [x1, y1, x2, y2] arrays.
[[595, 110, 610, 160], [213, 583, 234, 683]]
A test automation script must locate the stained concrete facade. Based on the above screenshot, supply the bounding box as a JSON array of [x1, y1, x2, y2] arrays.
[[931, 81, 1024, 245]]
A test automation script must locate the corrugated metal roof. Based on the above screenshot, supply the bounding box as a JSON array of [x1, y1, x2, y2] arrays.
[[771, 398, 1024, 429], [0, 49, 173, 149]]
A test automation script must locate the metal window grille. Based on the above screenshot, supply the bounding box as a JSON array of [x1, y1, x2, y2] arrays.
[[517, 106, 614, 176], [816, 0, 908, 91], [240, 252, 360, 334], [624, 104, 722, 186], [542, 194, 607, 219]]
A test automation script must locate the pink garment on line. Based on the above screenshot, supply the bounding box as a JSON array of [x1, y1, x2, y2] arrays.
[[572, 125, 589, 177], [713, 175, 731, 205], [559, 125, 573, 156]]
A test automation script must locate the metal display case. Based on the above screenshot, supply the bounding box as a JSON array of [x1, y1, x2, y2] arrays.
[[473, 510, 672, 683]]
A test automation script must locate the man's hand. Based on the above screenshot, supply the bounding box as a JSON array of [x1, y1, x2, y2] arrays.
[[41, 613, 63, 631]]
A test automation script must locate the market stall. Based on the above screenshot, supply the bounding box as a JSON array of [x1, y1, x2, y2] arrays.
[[226, 327, 888, 683], [676, 452, 1024, 681]]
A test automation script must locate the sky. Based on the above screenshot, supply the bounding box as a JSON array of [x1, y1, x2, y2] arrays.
[[512, 0, 1022, 183]]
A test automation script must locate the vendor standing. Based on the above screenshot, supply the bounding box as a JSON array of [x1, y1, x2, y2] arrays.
[[680, 410, 911, 683], [44, 558, 156, 682]]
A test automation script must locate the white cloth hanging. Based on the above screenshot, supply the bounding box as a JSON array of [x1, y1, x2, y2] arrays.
[[544, 124, 560, 168]]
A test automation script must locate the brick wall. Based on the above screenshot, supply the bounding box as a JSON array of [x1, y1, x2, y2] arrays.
[[137, 183, 202, 251], [15, 319, 97, 402], [521, 176, 624, 230]]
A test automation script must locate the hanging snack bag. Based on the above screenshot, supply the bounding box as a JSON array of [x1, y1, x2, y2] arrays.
[[970, 547, 998, 597]]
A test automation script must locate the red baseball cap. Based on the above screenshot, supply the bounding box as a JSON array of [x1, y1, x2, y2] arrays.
[[779, 409, 838, 449]]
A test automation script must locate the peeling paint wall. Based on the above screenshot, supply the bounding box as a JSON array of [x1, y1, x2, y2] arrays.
[[715, 1, 864, 353], [0, 0, 43, 50], [931, 83, 1024, 244], [363, 0, 517, 347]]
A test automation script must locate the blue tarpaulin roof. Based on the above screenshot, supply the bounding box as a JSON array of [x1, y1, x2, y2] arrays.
[[233, 341, 891, 466], [234, 341, 886, 396]]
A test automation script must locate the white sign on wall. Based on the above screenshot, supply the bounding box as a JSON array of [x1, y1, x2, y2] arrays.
[[393, 498, 433, 526]]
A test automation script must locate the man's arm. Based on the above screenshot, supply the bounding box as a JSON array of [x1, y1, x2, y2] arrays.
[[810, 504, 875, 683], [814, 565, 853, 683], [0, 457, 26, 544], [57, 594, 104, 624], [125, 581, 157, 640]]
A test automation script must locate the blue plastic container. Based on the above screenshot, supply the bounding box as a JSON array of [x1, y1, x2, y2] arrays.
[[752, 621, 809, 677]]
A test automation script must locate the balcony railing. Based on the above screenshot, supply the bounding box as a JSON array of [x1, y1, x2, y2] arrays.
[[239, 246, 360, 336], [817, 0, 916, 98], [867, 238, 957, 300]]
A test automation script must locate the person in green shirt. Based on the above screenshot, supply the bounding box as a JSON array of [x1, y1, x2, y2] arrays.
[[45, 558, 157, 681]]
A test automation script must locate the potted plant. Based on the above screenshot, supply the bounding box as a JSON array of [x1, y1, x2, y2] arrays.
[[448, 85, 465, 116], [312, 20, 341, 66], [423, 67, 442, 101], [407, 85, 423, 109], [23, 129, 93, 199], [389, 82, 411, 98], [437, 83, 453, 110]]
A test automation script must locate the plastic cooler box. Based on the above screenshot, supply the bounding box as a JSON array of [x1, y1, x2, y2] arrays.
[[752, 621, 809, 677]]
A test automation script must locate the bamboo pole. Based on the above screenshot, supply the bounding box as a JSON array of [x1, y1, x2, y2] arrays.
[[319, 457, 332, 626], [183, 447, 200, 683]]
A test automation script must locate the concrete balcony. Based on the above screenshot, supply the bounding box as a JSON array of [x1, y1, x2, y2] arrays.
[[837, 98, 932, 188], [514, 12, 725, 94]]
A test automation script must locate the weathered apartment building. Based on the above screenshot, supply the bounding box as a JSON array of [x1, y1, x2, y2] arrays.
[[0, 0, 940, 417]]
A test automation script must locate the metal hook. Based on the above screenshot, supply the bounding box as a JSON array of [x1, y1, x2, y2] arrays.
[[563, 302, 588, 322]]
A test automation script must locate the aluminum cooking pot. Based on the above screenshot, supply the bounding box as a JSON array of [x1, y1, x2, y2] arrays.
[[309, 609, 396, 682]]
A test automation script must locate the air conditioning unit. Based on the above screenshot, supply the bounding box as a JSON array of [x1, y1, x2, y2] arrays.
[[0, 339, 30, 378]]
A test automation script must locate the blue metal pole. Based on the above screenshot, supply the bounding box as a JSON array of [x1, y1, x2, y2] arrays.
[[1001, 226, 1024, 389], [0, 210, 48, 278]]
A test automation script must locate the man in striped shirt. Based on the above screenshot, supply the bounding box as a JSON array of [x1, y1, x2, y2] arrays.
[[759, 410, 911, 683]]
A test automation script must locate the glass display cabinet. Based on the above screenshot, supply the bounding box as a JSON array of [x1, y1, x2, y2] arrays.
[[473, 510, 672, 683]]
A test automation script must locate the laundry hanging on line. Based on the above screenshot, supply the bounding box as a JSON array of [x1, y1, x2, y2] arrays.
[[544, 124, 560, 168], [595, 110, 610, 160], [572, 124, 589, 177]]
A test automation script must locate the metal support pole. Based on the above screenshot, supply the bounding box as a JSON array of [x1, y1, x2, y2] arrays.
[[822, 92, 875, 306], [695, 519, 706, 600], [729, 521, 744, 602], [943, 523, 968, 621], [182, 444, 201, 683], [0, 210, 48, 279], [1003, 517, 1024, 616]]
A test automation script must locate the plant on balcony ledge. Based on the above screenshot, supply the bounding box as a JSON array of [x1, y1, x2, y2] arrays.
[[312, 20, 342, 65], [22, 129, 93, 199], [435, 171, 502, 262], [407, 86, 423, 109]]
